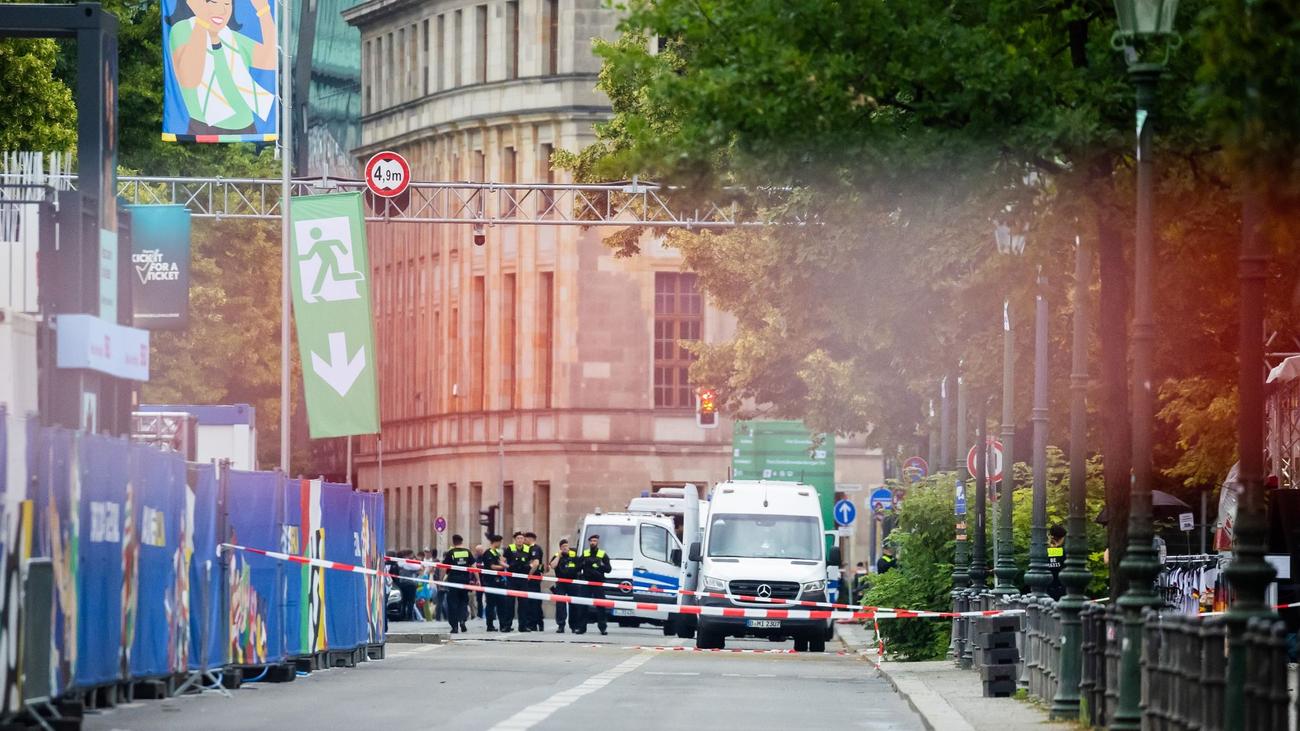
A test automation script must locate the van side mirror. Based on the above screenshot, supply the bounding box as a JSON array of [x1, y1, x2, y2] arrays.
[[827, 546, 842, 566], [688, 542, 702, 563], [670, 548, 682, 567]]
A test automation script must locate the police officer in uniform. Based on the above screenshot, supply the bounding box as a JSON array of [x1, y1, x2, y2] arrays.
[[441, 535, 475, 634], [524, 532, 545, 631], [548, 539, 581, 633], [1047, 524, 1067, 600], [876, 544, 897, 575], [479, 534, 505, 631], [503, 531, 532, 632], [579, 534, 612, 635]]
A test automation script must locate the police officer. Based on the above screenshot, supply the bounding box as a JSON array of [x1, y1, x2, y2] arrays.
[[480, 534, 506, 632], [548, 539, 581, 633], [579, 534, 612, 635], [524, 532, 545, 631], [503, 531, 532, 632], [876, 544, 897, 575], [441, 535, 475, 634], [1047, 524, 1067, 600]]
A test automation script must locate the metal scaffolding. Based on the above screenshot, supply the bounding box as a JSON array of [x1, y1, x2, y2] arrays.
[[92, 175, 788, 228]]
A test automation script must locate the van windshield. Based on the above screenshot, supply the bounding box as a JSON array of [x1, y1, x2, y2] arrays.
[[706, 514, 822, 560], [582, 524, 634, 560]]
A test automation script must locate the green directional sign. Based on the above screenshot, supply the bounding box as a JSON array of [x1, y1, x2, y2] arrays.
[[732, 420, 836, 536], [289, 192, 380, 438]]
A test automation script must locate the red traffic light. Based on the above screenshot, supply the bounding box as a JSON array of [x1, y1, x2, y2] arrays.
[[696, 388, 718, 428]]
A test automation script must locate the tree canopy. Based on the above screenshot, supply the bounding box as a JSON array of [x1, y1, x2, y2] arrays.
[[563, 0, 1300, 499]]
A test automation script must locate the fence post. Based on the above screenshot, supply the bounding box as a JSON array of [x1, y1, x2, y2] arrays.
[[1202, 619, 1226, 731]]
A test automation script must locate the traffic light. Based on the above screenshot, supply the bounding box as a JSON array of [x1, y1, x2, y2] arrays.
[[479, 504, 499, 539], [696, 387, 719, 429]]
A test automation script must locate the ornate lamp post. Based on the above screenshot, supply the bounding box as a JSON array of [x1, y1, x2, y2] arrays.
[[1051, 236, 1093, 719], [1110, 2, 1180, 727], [1025, 267, 1052, 597], [992, 223, 1024, 596]]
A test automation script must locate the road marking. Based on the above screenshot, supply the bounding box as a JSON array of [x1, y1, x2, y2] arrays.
[[485, 653, 654, 731], [643, 671, 700, 676]]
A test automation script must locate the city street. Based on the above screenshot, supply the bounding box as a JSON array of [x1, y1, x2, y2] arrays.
[[83, 624, 922, 731]]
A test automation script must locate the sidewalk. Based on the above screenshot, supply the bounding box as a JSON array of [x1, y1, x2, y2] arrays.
[[836, 623, 1073, 731]]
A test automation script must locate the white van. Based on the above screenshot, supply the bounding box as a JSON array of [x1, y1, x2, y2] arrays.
[[577, 512, 680, 627], [687, 480, 839, 652]]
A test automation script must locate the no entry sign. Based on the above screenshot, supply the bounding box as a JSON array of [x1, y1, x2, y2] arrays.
[[364, 150, 411, 198]]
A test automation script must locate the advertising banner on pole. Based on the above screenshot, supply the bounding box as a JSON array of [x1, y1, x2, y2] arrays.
[[160, 0, 279, 142], [126, 205, 191, 330], [288, 193, 380, 438]]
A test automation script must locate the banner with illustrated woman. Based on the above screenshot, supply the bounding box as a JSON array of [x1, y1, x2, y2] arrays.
[[161, 0, 278, 142]]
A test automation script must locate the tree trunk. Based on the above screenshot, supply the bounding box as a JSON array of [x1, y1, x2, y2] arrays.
[[1097, 200, 1132, 601]]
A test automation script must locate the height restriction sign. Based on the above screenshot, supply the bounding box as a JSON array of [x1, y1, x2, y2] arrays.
[[289, 192, 380, 438], [364, 150, 411, 198]]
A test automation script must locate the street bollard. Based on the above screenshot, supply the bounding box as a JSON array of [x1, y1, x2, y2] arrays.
[[1201, 618, 1226, 731], [1104, 605, 1121, 727], [1080, 604, 1098, 726]]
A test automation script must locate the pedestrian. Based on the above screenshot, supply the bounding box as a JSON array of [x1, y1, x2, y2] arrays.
[[504, 531, 531, 632], [397, 548, 419, 622], [852, 562, 870, 604], [480, 534, 506, 631], [578, 534, 612, 635], [548, 538, 581, 633], [1047, 524, 1067, 600], [441, 534, 474, 634], [524, 532, 545, 631], [876, 544, 897, 575], [471, 544, 486, 620]]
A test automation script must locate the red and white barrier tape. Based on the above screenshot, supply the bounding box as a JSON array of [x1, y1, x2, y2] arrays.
[[222, 544, 1020, 621], [388, 554, 915, 614]]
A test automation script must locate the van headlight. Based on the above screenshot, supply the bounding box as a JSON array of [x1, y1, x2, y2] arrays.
[[701, 575, 727, 591], [801, 580, 826, 593]]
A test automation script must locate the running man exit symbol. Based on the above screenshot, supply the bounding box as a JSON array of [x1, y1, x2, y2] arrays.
[[293, 216, 364, 303]]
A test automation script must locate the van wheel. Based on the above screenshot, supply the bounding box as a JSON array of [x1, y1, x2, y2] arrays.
[[662, 619, 675, 636], [696, 629, 722, 650], [809, 637, 826, 653], [793, 637, 809, 652], [824, 623, 834, 642], [676, 623, 696, 640]]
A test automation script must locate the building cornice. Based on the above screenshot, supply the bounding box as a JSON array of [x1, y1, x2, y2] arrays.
[[342, 0, 423, 28]]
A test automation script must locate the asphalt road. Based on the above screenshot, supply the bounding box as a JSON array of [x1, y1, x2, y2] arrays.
[[85, 622, 922, 731]]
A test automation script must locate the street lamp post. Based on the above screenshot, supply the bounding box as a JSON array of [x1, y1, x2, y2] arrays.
[[1051, 235, 1093, 719], [993, 225, 1024, 597], [1025, 267, 1052, 596], [951, 372, 970, 663], [971, 405, 989, 593], [1110, 2, 1180, 727]]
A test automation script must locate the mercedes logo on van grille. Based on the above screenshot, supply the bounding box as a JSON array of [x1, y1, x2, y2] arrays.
[[756, 584, 773, 598]]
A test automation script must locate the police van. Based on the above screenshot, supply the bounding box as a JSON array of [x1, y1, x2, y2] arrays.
[[681, 480, 839, 652], [576, 511, 680, 628]]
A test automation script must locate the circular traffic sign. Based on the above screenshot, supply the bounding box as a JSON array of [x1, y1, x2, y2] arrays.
[[833, 498, 857, 526], [619, 581, 634, 594], [434, 516, 447, 534], [364, 150, 411, 198], [868, 487, 893, 513], [902, 455, 929, 483], [966, 438, 1004, 484]]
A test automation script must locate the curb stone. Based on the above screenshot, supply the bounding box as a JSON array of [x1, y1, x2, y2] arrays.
[[837, 625, 976, 731]]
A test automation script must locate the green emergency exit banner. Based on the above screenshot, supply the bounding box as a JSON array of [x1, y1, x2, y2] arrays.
[[288, 192, 380, 438]]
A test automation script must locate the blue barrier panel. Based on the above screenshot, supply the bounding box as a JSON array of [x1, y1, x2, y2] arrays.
[[322, 482, 358, 651], [29, 427, 77, 694], [351, 490, 385, 645], [76, 434, 130, 688], [187, 464, 224, 671], [127, 444, 187, 679], [224, 470, 284, 666], [281, 477, 304, 657]]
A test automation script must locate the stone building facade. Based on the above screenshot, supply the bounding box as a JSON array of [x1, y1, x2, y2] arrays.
[[343, 0, 884, 564]]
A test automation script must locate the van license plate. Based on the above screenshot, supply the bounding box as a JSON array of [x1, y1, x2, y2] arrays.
[[612, 609, 634, 617], [746, 619, 781, 629]]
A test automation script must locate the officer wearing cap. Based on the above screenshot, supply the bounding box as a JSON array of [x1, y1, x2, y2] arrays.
[[579, 534, 612, 635], [548, 539, 581, 633], [479, 534, 506, 631], [440, 534, 474, 634], [503, 531, 531, 632]]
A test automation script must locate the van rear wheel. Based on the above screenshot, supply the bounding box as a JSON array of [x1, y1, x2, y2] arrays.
[[676, 623, 695, 640], [793, 637, 809, 652], [696, 628, 723, 650], [809, 637, 826, 653]]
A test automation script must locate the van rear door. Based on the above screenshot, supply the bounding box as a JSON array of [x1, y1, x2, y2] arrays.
[[632, 520, 681, 602]]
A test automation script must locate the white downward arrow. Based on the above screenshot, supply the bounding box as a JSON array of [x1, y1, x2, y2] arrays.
[[311, 331, 366, 397]]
